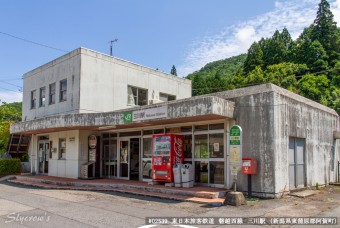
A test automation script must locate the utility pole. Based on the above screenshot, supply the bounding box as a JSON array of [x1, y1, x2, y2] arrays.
[[109, 38, 118, 56]]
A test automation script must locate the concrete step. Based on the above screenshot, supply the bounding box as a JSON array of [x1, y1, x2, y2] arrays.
[[8, 179, 225, 206], [15, 175, 225, 200]]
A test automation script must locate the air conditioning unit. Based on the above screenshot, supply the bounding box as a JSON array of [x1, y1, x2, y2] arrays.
[[149, 99, 163, 105]]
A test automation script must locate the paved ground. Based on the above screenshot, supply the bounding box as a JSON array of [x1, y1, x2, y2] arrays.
[[0, 181, 339, 228]]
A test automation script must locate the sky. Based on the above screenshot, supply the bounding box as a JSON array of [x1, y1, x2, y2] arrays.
[[0, 0, 340, 103]]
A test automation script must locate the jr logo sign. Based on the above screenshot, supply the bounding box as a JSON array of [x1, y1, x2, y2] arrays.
[[123, 111, 133, 123]]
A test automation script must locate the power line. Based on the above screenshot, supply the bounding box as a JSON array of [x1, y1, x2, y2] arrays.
[[0, 81, 22, 89], [0, 31, 68, 53], [0, 78, 23, 81], [0, 86, 22, 93]]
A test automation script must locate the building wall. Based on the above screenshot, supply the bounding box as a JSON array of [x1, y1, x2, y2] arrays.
[[274, 93, 339, 193], [23, 50, 82, 121], [22, 48, 191, 121], [214, 84, 339, 198], [45, 130, 79, 178], [223, 91, 277, 197], [79, 49, 191, 113]]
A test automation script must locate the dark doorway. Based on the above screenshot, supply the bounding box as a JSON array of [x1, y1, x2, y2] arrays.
[[130, 138, 140, 180], [95, 136, 101, 177]]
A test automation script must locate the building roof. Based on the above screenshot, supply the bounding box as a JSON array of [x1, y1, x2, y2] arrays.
[[23, 47, 191, 84], [211, 83, 338, 116]]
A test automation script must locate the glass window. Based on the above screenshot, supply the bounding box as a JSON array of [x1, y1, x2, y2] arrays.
[[165, 127, 181, 133], [59, 138, 66, 159], [39, 87, 46, 107], [209, 123, 224, 130], [142, 160, 152, 179], [153, 129, 164, 134], [60, 79, 67, 102], [143, 138, 152, 158], [210, 161, 224, 185], [181, 126, 192, 133], [143, 130, 153, 135], [195, 161, 208, 183], [209, 133, 224, 158], [127, 86, 148, 106], [102, 133, 110, 139], [120, 131, 141, 137], [49, 83, 56, 105], [195, 125, 208, 132], [184, 135, 192, 158], [159, 93, 176, 102], [31, 90, 36, 109], [194, 134, 208, 158]]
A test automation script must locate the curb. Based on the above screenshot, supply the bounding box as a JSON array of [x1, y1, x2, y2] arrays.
[[0, 175, 16, 182], [8, 178, 225, 207]]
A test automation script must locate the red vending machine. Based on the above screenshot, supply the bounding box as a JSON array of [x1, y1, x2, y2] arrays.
[[152, 134, 184, 182]]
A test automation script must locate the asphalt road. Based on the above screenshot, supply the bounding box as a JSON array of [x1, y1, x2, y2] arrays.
[[0, 181, 339, 228]]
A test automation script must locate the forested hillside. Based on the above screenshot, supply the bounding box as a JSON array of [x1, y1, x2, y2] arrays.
[[187, 0, 340, 114]]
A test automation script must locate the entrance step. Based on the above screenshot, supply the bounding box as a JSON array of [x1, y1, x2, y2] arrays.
[[10, 175, 226, 206], [289, 190, 319, 198]]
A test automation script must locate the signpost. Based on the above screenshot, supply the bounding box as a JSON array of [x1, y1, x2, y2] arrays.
[[229, 125, 242, 192]]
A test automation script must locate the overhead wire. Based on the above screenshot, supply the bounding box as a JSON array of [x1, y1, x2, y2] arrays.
[[0, 31, 68, 53]]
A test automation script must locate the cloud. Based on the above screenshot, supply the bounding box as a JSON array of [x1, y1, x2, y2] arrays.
[[178, 0, 340, 76], [0, 91, 22, 103], [332, 0, 340, 23]]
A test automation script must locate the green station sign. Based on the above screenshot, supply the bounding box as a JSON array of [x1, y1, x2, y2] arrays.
[[123, 111, 133, 123], [230, 125, 241, 145]]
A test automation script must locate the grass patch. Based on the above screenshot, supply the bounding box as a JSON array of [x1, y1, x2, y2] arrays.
[[246, 197, 260, 202], [324, 198, 333, 202]]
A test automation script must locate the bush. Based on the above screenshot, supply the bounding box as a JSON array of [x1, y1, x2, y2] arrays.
[[0, 158, 21, 175]]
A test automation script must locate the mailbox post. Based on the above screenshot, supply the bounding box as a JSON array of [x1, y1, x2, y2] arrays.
[[242, 158, 257, 197]]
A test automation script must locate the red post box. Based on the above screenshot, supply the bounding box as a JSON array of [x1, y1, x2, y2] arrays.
[[242, 158, 257, 175]]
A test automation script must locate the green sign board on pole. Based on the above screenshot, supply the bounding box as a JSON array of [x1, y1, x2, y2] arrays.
[[230, 125, 241, 145], [123, 111, 133, 123], [229, 125, 242, 169]]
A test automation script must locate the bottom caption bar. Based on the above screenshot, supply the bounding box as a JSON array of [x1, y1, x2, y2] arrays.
[[145, 217, 337, 225]]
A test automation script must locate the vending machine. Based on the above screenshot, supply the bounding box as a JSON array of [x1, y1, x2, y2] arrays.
[[152, 134, 184, 182]]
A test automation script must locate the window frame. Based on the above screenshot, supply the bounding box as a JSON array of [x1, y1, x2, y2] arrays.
[[30, 90, 37, 109], [49, 83, 56, 105], [59, 138, 66, 160], [59, 79, 67, 102], [39, 87, 46, 107], [127, 85, 148, 106], [159, 93, 176, 102]]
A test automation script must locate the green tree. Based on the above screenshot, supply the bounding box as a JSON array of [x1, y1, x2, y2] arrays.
[[246, 66, 265, 85], [170, 65, 177, 76], [311, 0, 340, 66], [265, 63, 307, 91], [244, 42, 264, 75], [188, 73, 209, 96], [0, 102, 22, 153], [306, 40, 329, 72], [293, 26, 313, 64], [298, 74, 330, 105]]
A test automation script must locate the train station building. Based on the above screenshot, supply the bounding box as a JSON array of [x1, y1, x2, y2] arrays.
[[10, 48, 340, 198]]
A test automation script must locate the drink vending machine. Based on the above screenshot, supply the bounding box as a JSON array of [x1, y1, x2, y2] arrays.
[[152, 134, 184, 182]]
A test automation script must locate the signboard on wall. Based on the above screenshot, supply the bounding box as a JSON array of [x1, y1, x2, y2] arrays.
[[229, 125, 242, 173], [123, 106, 167, 123], [123, 111, 133, 123], [133, 106, 167, 122]]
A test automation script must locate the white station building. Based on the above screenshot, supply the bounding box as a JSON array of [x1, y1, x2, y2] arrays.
[[11, 47, 340, 198]]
